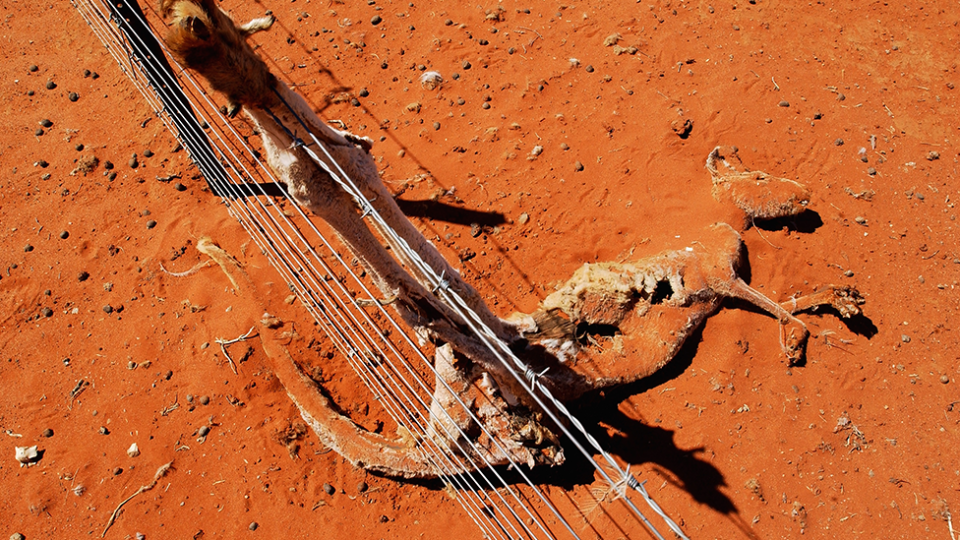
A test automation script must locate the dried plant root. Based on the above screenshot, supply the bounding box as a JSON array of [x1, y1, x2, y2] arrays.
[[101, 462, 173, 537]]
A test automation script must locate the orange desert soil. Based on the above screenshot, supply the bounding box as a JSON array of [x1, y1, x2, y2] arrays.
[[1, 1, 958, 538]]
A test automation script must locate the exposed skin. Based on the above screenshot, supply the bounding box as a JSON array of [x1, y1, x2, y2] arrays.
[[160, 3, 865, 478]]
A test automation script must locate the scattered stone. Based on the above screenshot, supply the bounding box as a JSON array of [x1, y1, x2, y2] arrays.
[[129, 154, 139, 168], [433, 121, 441, 130], [35, 128, 45, 137], [39, 119, 52, 128], [113, 467, 123, 476], [481, 102, 490, 109], [323, 483, 335, 495], [99, 426, 110, 435], [778, 100, 789, 107], [941, 375, 950, 384], [901, 334, 911, 343], [835, 138, 844, 146], [146, 220, 157, 229], [29, 65, 38, 72], [37, 160, 49, 168], [127, 361, 137, 370], [198, 426, 210, 437], [46, 81, 56, 90], [357, 481, 368, 493], [41, 307, 53, 318], [867, 167, 877, 176], [462, 60, 472, 70], [518, 212, 530, 225], [574, 161, 584, 172], [379, 515, 389, 523], [603, 33, 621, 46], [843, 270, 854, 277], [23, 244, 33, 253], [83, 69, 91, 77], [671, 118, 694, 139], [927, 151, 940, 161], [41, 428, 53, 438], [174, 182, 187, 192], [75, 144, 84, 151], [78, 271, 90, 282], [143, 148, 154, 158], [585, 65, 595, 73], [371, 15, 382, 25], [359, 88, 369, 97], [199, 395, 210, 405], [249, 522, 258, 531], [854, 216, 866, 225], [103, 305, 113, 314], [60, 231, 69, 239], [104, 160, 114, 170], [68, 92, 79, 102]]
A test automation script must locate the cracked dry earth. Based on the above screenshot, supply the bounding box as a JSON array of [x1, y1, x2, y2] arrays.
[[1, 1, 959, 539]]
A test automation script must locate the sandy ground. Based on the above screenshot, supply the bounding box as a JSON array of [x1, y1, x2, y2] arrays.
[[1, 0, 958, 538]]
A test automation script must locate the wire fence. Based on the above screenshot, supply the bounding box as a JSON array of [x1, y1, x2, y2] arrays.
[[70, 1, 689, 538]]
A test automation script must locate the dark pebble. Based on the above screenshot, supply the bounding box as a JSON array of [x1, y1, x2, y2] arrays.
[[380, 61, 388, 69], [813, 112, 822, 120], [860, 155, 868, 163], [46, 81, 57, 90], [40, 119, 52, 128], [508, 47, 515, 54], [462, 61, 472, 69], [585, 65, 595, 73], [27, 90, 34, 96], [249, 522, 259, 531], [199, 395, 210, 405], [358, 481, 368, 493], [41, 307, 53, 318], [444, 19, 453, 26], [433, 121, 441, 130], [146, 220, 157, 229], [351, 97, 360, 107], [99, 426, 110, 435], [83, 69, 91, 77], [103, 305, 113, 314], [104, 160, 114, 170], [456, 97, 465, 105], [835, 138, 844, 146], [371, 15, 382, 25], [574, 161, 584, 171], [143, 149, 154, 158], [108, 172, 117, 181], [164, 370, 173, 380], [60, 231, 69, 239], [837, 93, 845, 101], [867, 167, 877, 175], [35, 128, 44, 136], [129, 155, 139, 168], [481, 102, 490, 109], [24, 244, 34, 252], [68, 92, 79, 102], [323, 483, 335, 495], [75, 144, 84, 151], [901, 334, 911, 343], [174, 182, 187, 192], [470, 223, 481, 237], [78, 271, 90, 282], [359, 88, 369, 97], [42, 428, 54, 437], [91, 72, 99, 79], [29, 64, 38, 72], [186, 394, 194, 402], [37, 160, 49, 168], [379, 515, 389, 523], [44, 290, 51, 296], [198, 425, 210, 437], [778, 100, 789, 107], [479, 39, 488, 45], [113, 467, 123, 475]]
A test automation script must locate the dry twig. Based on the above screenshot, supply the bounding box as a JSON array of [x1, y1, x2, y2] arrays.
[[102, 462, 173, 537]]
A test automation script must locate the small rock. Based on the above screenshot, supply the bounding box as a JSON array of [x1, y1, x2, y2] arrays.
[[103, 305, 114, 314], [359, 88, 369, 97], [433, 121, 441, 130], [104, 160, 114, 170], [778, 100, 789, 107], [323, 483, 335, 495], [41, 428, 53, 438], [41, 307, 53, 318], [901, 334, 911, 343], [10, 533, 25, 540], [574, 161, 584, 172], [941, 375, 950, 384], [199, 395, 210, 405], [249, 522, 258, 531], [358, 481, 368, 493], [99, 426, 110, 435], [127, 361, 137, 370], [481, 102, 490, 109], [462, 61, 472, 70], [518, 212, 530, 225], [83, 69, 91, 77], [23, 244, 34, 253], [40, 119, 52, 128], [15, 446, 40, 466], [854, 216, 866, 225], [585, 65, 595, 73], [28, 64, 38, 72], [129, 154, 139, 168], [75, 144, 84, 151], [835, 138, 844, 146], [198, 425, 210, 437], [113, 467, 123, 476], [843, 270, 854, 277], [867, 167, 877, 176], [37, 160, 49, 168], [143, 149, 154, 158], [927, 151, 940, 161], [146, 220, 157, 229], [379, 515, 389, 523], [35, 128, 44, 136], [470, 223, 481, 237], [371, 15, 382, 25], [46, 81, 56, 90], [60, 231, 69, 239], [68, 92, 79, 102], [444, 18, 453, 26], [78, 271, 90, 282], [174, 182, 187, 192]]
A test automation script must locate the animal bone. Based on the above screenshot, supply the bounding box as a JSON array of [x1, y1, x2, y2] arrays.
[[160, 3, 866, 478]]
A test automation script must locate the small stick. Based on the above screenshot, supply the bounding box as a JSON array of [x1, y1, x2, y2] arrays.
[[216, 327, 257, 374], [772, 76, 780, 91], [102, 462, 173, 537], [159, 260, 213, 277]]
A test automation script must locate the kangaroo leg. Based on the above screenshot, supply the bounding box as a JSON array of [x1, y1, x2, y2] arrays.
[[712, 277, 810, 364], [780, 286, 865, 318]]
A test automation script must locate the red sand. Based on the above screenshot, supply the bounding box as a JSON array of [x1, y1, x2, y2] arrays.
[[1, 1, 958, 538]]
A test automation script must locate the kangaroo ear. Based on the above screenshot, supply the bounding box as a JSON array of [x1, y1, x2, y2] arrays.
[[183, 15, 211, 40]]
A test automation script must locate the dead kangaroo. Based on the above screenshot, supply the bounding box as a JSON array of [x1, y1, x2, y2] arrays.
[[160, 4, 865, 478]]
